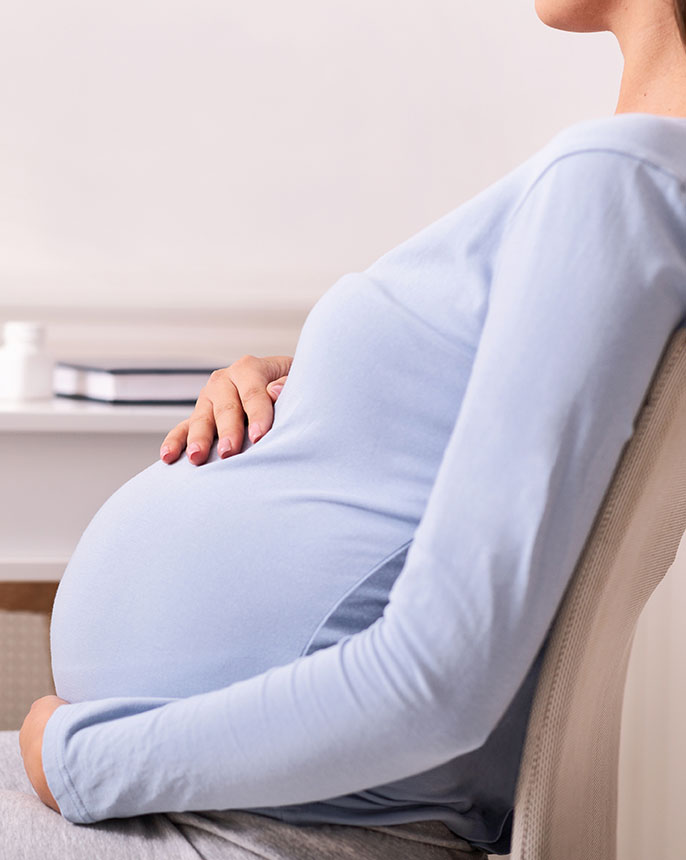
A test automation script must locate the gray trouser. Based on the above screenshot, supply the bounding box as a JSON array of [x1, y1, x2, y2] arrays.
[[0, 731, 487, 860]]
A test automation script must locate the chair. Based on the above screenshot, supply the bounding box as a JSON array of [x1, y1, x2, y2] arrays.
[[509, 321, 686, 860]]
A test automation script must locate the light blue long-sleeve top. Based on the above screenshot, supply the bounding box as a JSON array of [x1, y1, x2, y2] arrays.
[[43, 112, 686, 856]]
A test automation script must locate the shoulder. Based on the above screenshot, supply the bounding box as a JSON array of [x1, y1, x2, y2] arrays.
[[489, 133, 686, 280], [531, 113, 686, 188], [506, 118, 686, 233]]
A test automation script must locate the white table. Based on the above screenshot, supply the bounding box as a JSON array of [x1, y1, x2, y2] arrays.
[[0, 397, 190, 582]]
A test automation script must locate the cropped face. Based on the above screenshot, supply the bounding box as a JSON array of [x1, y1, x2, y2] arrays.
[[534, 0, 616, 32]]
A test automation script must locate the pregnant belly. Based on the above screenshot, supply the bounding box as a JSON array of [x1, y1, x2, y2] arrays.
[[50, 440, 414, 704]]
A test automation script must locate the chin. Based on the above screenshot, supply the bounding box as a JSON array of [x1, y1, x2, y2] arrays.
[[535, 0, 610, 33]]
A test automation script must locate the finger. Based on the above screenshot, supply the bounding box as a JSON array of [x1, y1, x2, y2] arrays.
[[185, 395, 219, 465], [159, 419, 190, 464], [229, 366, 278, 443], [262, 355, 294, 380], [208, 377, 248, 458], [266, 375, 289, 401]]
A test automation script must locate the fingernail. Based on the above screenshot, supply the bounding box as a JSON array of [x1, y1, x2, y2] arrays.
[[160, 445, 171, 461], [248, 423, 264, 443], [270, 383, 284, 397], [187, 442, 202, 464], [217, 438, 232, 458]]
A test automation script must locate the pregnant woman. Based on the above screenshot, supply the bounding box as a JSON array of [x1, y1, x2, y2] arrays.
[[5, 2, 686, 858]]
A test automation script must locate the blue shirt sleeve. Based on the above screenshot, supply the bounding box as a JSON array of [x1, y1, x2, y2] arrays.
[[41, 150, 686, 824]]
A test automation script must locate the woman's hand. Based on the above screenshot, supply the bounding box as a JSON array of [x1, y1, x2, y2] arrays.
[[160, 354, 293, 466], [19, 694, 69, 813]]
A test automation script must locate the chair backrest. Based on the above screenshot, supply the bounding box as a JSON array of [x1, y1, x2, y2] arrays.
[[510, 322, 686, 860]]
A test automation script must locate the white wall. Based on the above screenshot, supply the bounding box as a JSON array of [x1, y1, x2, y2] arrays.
[[0, 0, 622, 357]]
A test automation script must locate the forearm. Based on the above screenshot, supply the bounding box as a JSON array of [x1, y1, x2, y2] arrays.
[[41, 608, 475, 823]]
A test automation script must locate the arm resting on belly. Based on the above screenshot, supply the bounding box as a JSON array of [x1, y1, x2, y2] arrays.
[[42, 152, 686, 824]]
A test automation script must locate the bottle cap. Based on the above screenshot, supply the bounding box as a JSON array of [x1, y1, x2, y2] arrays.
[[3, 320, 46, 346]]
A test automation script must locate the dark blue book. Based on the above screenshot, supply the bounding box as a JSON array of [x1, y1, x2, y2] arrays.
[[53, 356, 227, 405]]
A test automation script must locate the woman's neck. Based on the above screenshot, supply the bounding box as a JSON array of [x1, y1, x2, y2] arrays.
[[614, 15, 686, 118]]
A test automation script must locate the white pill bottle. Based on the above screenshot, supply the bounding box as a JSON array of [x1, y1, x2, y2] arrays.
[[0, 320, 55, 400]]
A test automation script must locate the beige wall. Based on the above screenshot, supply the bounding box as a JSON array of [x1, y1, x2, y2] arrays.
[[1, 0, 621, 329]]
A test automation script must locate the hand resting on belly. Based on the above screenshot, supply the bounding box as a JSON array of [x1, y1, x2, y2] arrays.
[[159, 353, 292, 466]]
